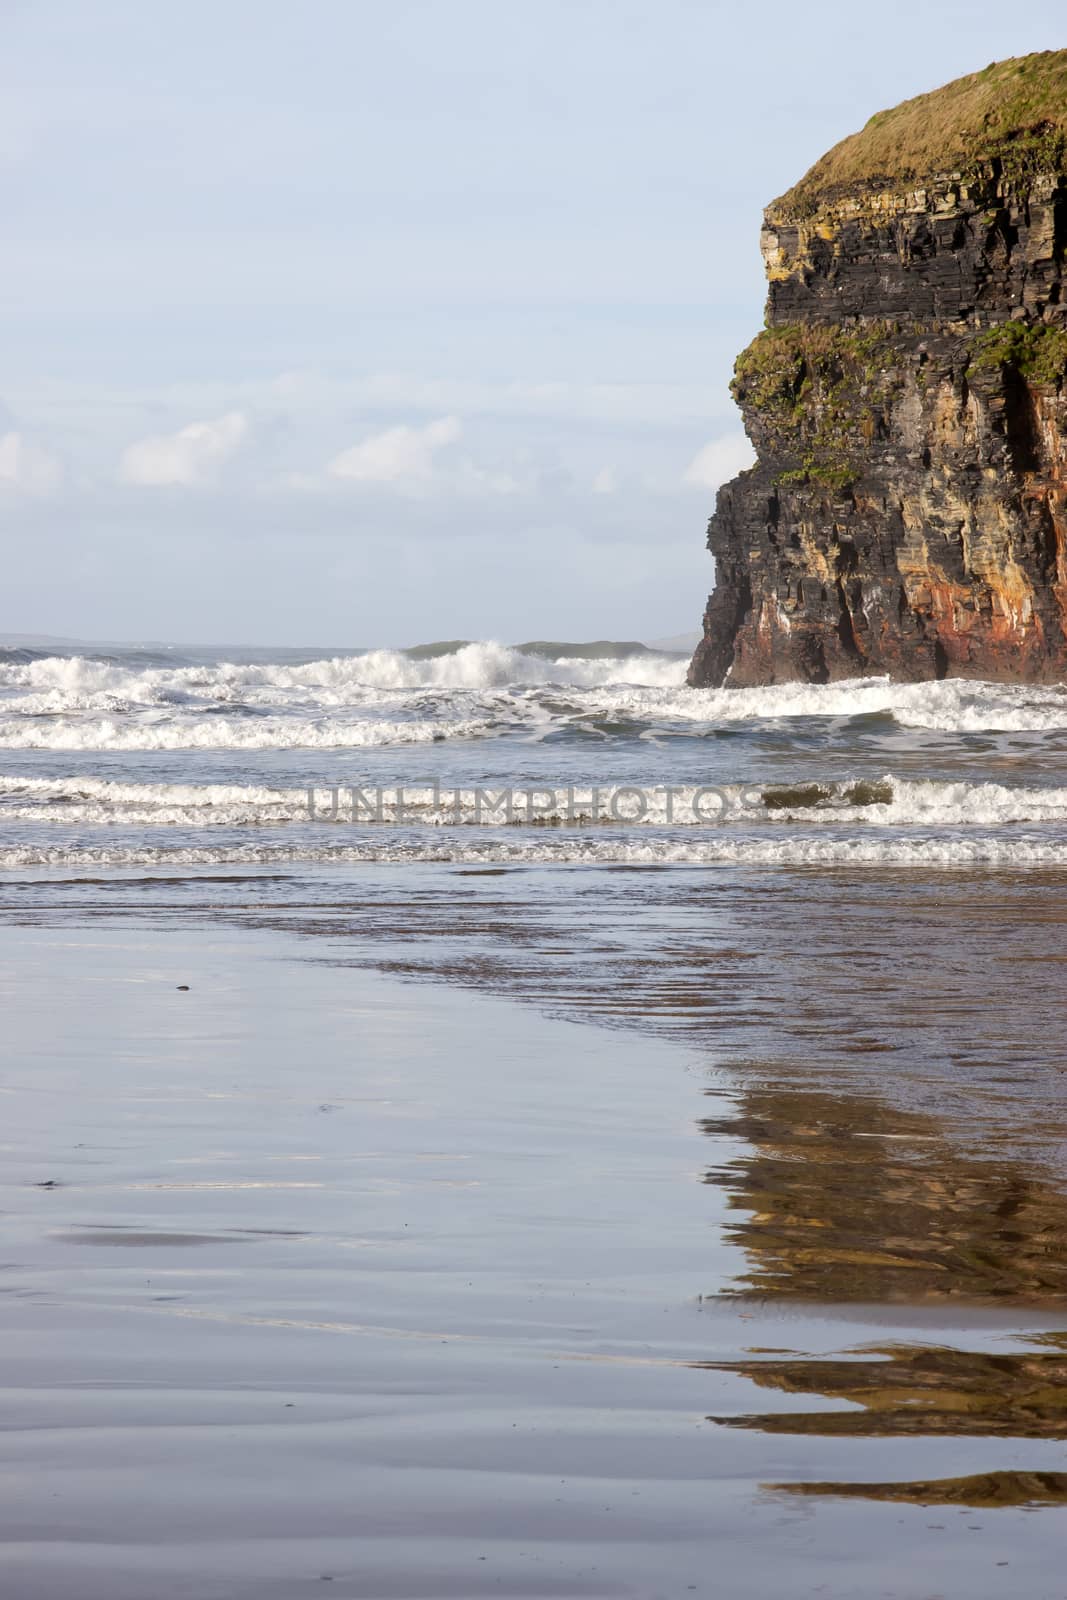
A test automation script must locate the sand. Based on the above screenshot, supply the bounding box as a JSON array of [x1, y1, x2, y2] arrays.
[[2, 915, 1067, 1597]]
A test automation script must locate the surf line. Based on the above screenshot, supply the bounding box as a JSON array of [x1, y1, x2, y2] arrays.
[[304, 783, 758, 826]]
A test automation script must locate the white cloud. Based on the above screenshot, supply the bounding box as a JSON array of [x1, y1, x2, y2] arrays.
[[328, 415, 461, 487], [451, 459, 520, 497], [118, 411, 248, 487], [592, 467, 616, 495], [0, 431, 63, 495], [683, 431, 756, 490]]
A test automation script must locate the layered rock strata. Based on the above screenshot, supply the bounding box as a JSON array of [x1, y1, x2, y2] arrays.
[[689, 52, 1067, 686]]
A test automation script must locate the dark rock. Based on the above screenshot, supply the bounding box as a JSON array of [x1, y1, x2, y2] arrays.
[[689, 54, 1067, 687]]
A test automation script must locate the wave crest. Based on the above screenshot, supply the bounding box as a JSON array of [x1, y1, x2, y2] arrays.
[[5, 836, 1067, 869], [0, 647, 1065, 749], [7, 774, 1067, 828]]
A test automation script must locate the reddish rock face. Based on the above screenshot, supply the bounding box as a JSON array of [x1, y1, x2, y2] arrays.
[[688, 170, 1067, 688]]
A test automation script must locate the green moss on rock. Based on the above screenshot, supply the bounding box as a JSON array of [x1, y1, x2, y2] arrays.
[[732, 323, 902, 489], [968, 322, 1067, 387]]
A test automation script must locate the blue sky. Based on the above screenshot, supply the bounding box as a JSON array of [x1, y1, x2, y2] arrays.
[[2, 0, 1064, 645]]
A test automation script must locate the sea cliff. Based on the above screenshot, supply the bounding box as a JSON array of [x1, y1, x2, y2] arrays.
[[689, 52, 1067, 687]]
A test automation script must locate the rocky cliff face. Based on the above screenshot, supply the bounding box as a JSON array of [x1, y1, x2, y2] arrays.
[[689, 54, 1067, 687]]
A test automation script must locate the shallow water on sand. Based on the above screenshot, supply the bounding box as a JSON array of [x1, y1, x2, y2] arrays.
[[3, 863, 1067, 1598]]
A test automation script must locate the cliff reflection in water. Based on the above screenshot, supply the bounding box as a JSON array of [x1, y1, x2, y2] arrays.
[[704, 1082, 1067, 1505], [714, 1335, 1067, 1440], [772, 1471, 1067, 1508], [702, 1084, 1067, 1303]]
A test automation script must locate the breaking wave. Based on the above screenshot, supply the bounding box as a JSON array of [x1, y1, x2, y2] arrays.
[[5, 774, 1067, 829], [0, 644, 1064, 749], [3, 642, 1067, 881], [0, 714, 498, 752], [4, 836, 1067, 869], [0, 640, 686, 701]]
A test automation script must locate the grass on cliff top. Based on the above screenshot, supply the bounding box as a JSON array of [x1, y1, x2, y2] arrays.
[[773, 50, 1067, 218]]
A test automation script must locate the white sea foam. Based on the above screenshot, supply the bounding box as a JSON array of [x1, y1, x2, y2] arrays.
[[4, 835, 1067, 869], [0, 641, 686, 700], [4, 646, 1065, 886], [0, 715, 497, 751], [6, 774, 1067, 830], [1, 647, 1065, 747], [581, 677, 1067, 733]]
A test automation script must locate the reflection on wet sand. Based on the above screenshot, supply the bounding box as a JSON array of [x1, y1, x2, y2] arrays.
[[702, 1085, 1067, 1303], [713, 1335, 1067, 1438], [771, 1470, 1067, 1507], [9, 866, 1067, 1532], [703, 1081, 1067, 1505]]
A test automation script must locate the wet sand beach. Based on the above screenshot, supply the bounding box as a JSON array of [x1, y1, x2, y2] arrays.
[[3, 866, 1067, 1598]]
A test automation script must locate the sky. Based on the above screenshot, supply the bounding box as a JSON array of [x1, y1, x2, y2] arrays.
[[1, 0, 1065, 647]]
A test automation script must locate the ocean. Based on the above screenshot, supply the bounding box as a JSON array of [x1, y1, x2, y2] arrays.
[[4, 639, 1067, 1597], [5, 636, 1067, 873]]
